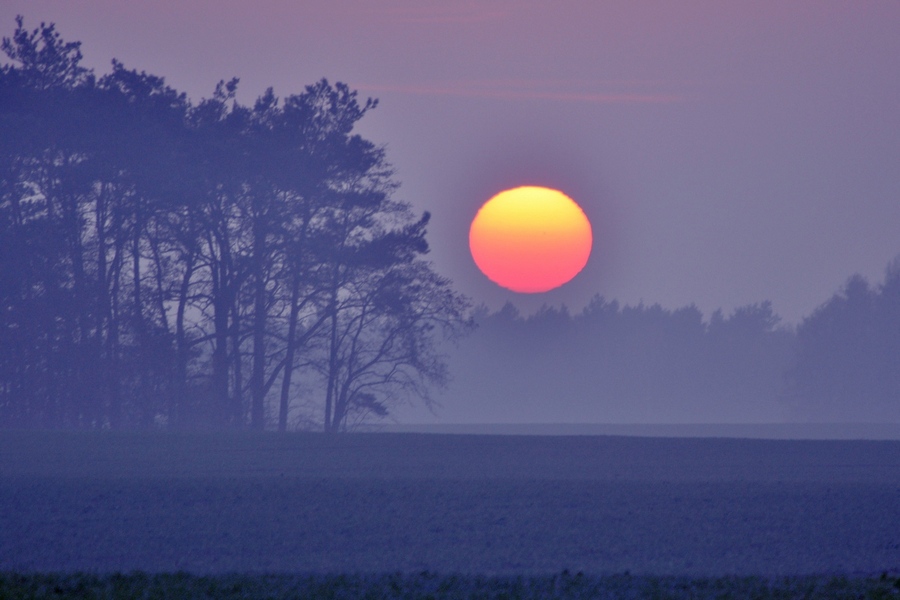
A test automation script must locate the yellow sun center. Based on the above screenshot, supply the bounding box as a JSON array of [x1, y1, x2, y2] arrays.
[[469, 186, 592, 293]]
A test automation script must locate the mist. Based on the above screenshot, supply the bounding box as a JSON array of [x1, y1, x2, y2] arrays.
[[394, 262, 900, 428]]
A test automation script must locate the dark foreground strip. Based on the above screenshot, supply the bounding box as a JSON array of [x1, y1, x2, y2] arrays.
[[1, 571, 899, 600]]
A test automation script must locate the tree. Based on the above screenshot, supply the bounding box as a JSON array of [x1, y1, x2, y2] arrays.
[[785, 257, 900, 422], [874, 257, 900, 410], [784, 272, 888, 421], [316, 213, 473, 432], [1, 17, 474, 430], [1, 17, 204, 428], [1, 16, 103, 426]]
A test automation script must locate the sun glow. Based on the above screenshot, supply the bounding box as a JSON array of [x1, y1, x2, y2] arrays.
[[469, 186, 592, 293]]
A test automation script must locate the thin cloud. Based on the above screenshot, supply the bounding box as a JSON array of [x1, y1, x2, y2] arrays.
[[352, 80, 685, 104], [381, 9, 508, 24], [345, 6, 509, 24]]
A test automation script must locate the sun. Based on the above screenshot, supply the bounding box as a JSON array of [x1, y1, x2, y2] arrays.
[[469, 186, 592, 293]]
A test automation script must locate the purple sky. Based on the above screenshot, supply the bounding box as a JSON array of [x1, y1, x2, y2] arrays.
[[4, 1, 899, 324]]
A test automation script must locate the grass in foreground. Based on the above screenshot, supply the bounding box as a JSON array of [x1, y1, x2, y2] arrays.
[[1, 570, 900, 600]]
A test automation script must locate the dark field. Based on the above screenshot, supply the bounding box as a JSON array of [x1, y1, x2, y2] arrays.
[[3, 571, 900, 600], [1, 431, 899, 576]]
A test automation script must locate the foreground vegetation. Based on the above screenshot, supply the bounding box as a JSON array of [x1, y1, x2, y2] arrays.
[[2, 571, 899, 600]]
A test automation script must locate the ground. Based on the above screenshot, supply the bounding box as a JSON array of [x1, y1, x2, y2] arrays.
[[1, 431, 898, 575]]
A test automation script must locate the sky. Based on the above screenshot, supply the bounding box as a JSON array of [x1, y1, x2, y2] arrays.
[[2, 1, 899, 324]]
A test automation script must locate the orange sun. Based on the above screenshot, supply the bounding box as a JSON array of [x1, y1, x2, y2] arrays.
[[469, 186, 592, 293]]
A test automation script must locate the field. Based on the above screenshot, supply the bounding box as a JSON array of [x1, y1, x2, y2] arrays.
[[3, 571, 900, 600], [1, 431, 899, 579]]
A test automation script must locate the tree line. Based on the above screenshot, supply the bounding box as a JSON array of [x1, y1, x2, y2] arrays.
[[0, 17, 472, 430], [441, 260, 900, 424]]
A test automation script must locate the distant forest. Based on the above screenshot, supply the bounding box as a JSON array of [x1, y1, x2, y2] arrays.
[[446, 266, 900, 423], [2, 18, 899, 430]]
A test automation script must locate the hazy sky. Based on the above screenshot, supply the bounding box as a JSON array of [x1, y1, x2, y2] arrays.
[[3, 1, 899, 324]]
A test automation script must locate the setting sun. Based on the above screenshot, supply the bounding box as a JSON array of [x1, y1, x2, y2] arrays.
[[469, 186, 592, 293]]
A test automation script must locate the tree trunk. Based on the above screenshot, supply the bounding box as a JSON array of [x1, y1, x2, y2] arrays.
[[60, 186, 95, 427], [278, 273, 301, 432], [95, 186, 117, 428], [250, 219, 267, 430], [128, 207, 145, 427], [211, 259, 231, 428], [324, 287, 339, 433], [174, 251, 195, 428], [230, 282, 244, 427]]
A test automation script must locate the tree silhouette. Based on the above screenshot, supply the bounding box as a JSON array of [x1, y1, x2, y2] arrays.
[[444, 296, 796, 424], [0, 17, 472, 430], [785, 259, 900, 422], [316, 213, 472, 432]]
